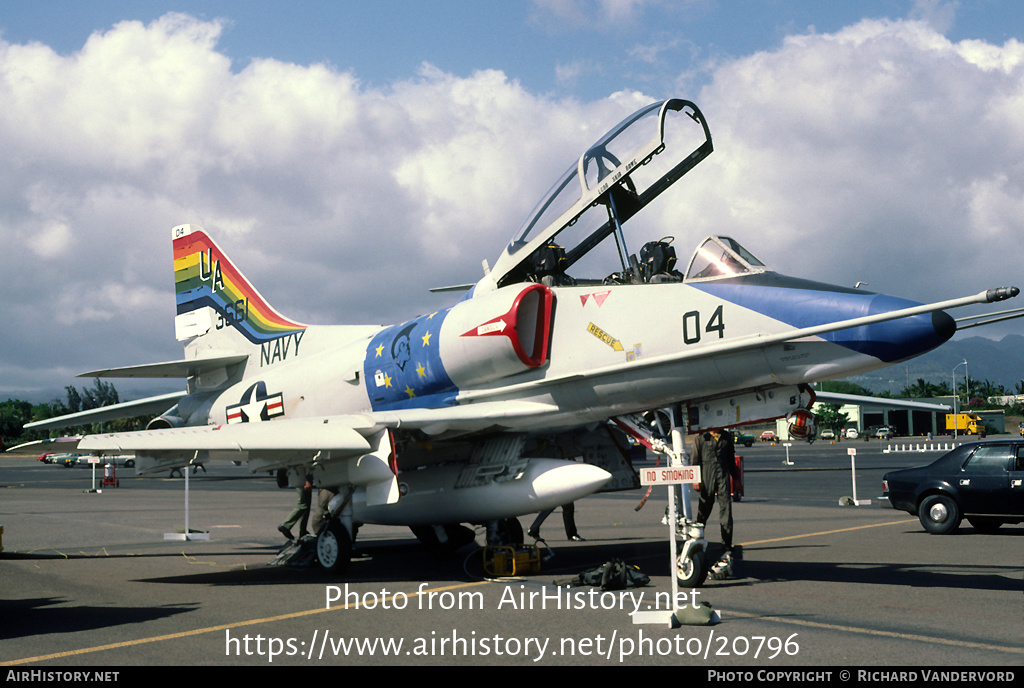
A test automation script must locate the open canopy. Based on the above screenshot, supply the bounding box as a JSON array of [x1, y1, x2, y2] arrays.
[[488, 98, 760, 289]]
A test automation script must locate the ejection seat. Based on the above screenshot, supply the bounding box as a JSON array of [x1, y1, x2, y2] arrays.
[[639, 238, 683, 283], [531, 241, 576, 287]]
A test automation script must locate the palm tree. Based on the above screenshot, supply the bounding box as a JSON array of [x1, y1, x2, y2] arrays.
[[902, 378, 950, 398]]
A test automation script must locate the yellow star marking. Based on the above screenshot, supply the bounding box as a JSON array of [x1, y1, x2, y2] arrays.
[[375, 343, 384, 357], [404, 386, 416, 398], [383, 372, 392, 388], [421, 331, 432, 346], [416, 363, 426, 378]]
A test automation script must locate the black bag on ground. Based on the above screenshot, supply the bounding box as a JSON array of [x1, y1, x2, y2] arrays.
[[557, 558, 650, 590]]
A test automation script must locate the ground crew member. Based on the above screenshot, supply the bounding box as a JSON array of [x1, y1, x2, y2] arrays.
[[279, 473, 313, 540], [692, 427, 736, 578]]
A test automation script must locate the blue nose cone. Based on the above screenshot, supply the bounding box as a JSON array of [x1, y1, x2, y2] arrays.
[[693, 280, 958, 363], [828, 296, 957, 362]]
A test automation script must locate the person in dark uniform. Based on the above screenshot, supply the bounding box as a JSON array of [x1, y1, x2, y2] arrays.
[[527, 503, 583, 541], [692, 427, 736, 577], [279, 473, 313, 540], [310, 485, 337, 536]]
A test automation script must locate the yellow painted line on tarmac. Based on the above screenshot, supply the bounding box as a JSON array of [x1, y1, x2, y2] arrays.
[[1, 580, 492, 666], [739, 518, 918, 546]]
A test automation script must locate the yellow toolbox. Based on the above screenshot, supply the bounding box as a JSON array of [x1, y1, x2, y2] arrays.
[[482, 544, 542, 577]]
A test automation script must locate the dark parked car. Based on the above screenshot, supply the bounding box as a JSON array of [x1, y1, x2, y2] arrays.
[[882, 440, 1024, 534]]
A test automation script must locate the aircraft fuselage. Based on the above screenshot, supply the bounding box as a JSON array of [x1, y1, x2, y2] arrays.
[[199, 273, 954, 438]]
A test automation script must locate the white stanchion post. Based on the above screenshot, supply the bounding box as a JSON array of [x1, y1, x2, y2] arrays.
[[165, 454, 210, 541], [845, 447, 871, 506]]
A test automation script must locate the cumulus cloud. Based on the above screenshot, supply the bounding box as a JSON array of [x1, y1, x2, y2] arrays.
[[0, 14, 638, 398]]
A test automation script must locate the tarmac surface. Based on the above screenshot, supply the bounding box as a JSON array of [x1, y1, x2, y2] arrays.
[[2, 437, 1022, 668]]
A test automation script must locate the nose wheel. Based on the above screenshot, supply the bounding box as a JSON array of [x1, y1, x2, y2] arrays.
[[674, 519, 709, 587], [676, 547, 707, 587]]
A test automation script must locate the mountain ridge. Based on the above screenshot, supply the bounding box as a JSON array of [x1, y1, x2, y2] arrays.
[[842, 334, 1024, 395]]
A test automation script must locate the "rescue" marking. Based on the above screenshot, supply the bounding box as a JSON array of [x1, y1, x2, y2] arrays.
[[587, 322, 624, 351]]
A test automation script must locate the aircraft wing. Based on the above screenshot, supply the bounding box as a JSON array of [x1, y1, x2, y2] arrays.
[[70, 399, 559, 455], [77, 415, 403, 503], [70, 404, 555, 500], [7, 434, 86, 455], [67, 398, 616, 510], [79, 416, 374, 454]]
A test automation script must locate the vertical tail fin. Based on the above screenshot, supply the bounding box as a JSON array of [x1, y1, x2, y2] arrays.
[[172, 224, 306, 344]]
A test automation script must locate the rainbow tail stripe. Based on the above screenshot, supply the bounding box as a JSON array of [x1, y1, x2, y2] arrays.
[[172, 225, 306, 344]]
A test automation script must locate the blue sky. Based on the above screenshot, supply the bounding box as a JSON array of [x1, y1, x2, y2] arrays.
[[2, 1, 1023, 401], [6, 1, 1020, 100]]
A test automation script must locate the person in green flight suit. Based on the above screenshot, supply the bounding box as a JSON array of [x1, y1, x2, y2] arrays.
[[692, 427, 737, 578]]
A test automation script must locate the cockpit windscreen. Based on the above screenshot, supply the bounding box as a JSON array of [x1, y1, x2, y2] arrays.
[[684, 236, 767, 281]]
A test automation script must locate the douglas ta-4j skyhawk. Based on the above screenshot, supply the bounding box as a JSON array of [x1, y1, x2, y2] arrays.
[[24, 98, 1020, 583]]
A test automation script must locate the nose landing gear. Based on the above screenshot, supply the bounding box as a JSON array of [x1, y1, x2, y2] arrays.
[[674, 519, 708, 587]]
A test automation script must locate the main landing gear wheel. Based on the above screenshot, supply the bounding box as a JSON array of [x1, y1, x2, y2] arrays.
[[676, 549, 707, 587], [317, 520, 352, 573], [919, 494, 961, 534]]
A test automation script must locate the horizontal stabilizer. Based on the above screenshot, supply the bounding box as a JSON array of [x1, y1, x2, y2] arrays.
[[23, 392, 187, 432], [78, 354, 249, 379]]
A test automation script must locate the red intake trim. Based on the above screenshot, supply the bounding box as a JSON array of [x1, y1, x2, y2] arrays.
[[461, 283, 553, 368]]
